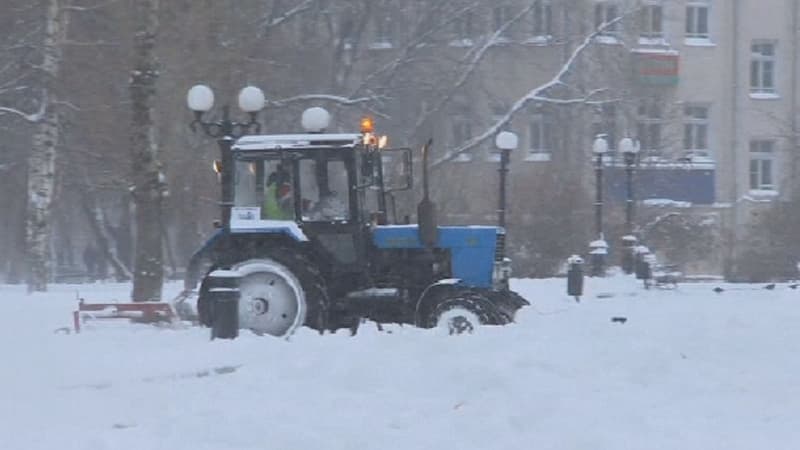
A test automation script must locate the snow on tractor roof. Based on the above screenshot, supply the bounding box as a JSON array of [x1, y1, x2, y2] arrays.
[[233, 133, 362, 151]]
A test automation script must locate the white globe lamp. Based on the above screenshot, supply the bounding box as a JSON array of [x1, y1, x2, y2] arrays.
[[187, 84, 215, 112], [495, 131, 519, 151], [238, 86, 266, 113], [619, 137, 637, 154], [592, 136, 609, 154], [301, 107, 331, 132]]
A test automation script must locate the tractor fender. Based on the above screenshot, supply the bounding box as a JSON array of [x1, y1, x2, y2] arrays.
[[415, 282, 530, 327], [188, 233, 318, 290], [483, 289, 530, 323], [184, 230, 226, 291], [414, 279, 463, 325]]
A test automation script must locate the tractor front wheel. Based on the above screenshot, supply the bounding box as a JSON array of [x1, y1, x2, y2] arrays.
[[420, 292, 508, 335]]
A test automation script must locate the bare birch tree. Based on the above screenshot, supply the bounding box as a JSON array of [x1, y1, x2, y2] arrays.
[[25, 0, 66, 292]]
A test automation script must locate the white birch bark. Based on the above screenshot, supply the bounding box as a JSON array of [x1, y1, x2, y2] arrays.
[[26, 0, 65, 292]]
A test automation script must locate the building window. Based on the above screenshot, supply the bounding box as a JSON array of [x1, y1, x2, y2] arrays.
[[452, 11, 474, 46], [686, 1, 710, 40], [594, 2, 620, 36], [370, 14, 393, 49], [493, 5, 513, 39], [527, 114, 554, 161], [639, 2, 663, 39], [750, 41, 776, 94], [416, 0, 439, 43], [591, 104, 617, 151], [452, 118, 473, 162], [683, 104, 710, 155], [750, 140, 775, 190], [532, 1, 552, 37], [487, 105, 511, 161], [637, 101, 663, 156], [340, 16, 358, 49]]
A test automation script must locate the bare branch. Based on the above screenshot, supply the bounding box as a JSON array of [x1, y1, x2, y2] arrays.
[[262, 0, 315, 31], [430, 11, 632, 169], [414, 3, 539, 136], [62, 1, 117, 12], [0, 84, 29, 96], [52, 100, 81, 111], [351, 3, 479, 97], [0, 96, 46, 123], [266, 94, 380, 108], [530, 88, 609, 105], [62, 40, 120, 46]]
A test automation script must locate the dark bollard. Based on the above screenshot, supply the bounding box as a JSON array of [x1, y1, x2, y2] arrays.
[[634, 246, 650, 280], [621, 235, 638, 274], [642, 254, 656, 288], [210, 289, 239, 340], [635, 250, 655, 289], [567, 255, 584, 302], [588, 239, 608, 277], [636, 259, 652, 281]]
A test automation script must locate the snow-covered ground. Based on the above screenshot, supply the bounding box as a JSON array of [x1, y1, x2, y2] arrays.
[[2, 276, 800, 450]]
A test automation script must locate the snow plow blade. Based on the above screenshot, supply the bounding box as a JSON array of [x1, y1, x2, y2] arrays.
[[73, 299, 177, 333]]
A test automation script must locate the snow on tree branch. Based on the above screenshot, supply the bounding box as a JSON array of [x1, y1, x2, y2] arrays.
[[262, 0, 316, 31], [0, 76, 29, 95], [266, 94, 381, 108], [62, 40, 120, 46], [529, 88, 608, 105], [640, 212, 683, 236], [52, 100, 81, 111], [0, 96, 46, 123], [62, 1, 117, 12], [430, 11, 633, 169]]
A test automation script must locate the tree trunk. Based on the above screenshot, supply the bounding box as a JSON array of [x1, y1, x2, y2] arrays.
[[25, 0, 64, 292], [79, 184, 133, 282], [129, 0, 163, 302]]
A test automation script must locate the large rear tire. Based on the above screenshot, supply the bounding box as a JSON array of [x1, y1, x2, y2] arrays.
[[233, 253, 327, 337]]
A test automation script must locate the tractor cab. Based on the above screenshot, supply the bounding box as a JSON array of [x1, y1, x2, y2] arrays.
[[225, 111, 413, 278], [230, 134, 360, 225], [229, 115, 411, 232]]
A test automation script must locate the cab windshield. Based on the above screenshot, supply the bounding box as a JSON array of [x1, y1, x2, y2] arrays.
[[234, 156, 351, 222]]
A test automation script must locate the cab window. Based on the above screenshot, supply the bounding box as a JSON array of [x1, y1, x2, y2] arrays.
[[298, 159, 350, 222]]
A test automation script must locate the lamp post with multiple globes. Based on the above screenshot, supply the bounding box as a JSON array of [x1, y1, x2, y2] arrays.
[[186, 84, 265, 229]]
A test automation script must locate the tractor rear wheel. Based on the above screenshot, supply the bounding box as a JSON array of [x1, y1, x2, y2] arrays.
[[231, 254, 327, 337], [420, 292, 508, 334]]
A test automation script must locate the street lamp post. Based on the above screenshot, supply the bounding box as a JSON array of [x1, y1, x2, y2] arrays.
[[495, 131, 519, 229], [620, 137, 640, 274], [590, 136, 609, 276], [186, 85, 265, 229]]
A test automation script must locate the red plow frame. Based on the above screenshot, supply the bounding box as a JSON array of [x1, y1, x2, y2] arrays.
[[73, 299, 177, 333]]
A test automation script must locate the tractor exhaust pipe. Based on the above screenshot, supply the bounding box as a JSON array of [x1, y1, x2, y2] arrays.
[[417, 138, 438, 247]]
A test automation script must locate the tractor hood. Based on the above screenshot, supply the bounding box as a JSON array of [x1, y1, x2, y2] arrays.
[[372, 225, 501, 288]]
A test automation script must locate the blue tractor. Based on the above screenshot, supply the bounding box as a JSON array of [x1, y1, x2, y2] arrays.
[[185, 108, 527, 338]]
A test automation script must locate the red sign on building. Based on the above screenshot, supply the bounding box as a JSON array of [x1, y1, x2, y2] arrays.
[[632, 51, 680, 86]]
